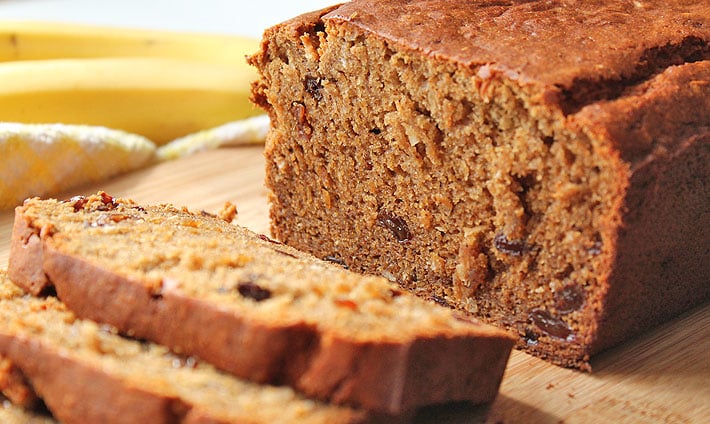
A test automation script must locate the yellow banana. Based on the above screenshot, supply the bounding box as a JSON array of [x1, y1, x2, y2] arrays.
[[0, 21, 260, 66], [0, 57, 260, 145], [0, 123, 156, 210]]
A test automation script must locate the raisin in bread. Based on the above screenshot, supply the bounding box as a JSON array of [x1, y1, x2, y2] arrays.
[[250, 0, 710, 370], [8, 193, 514, 414], [0, 272, 371, 424]]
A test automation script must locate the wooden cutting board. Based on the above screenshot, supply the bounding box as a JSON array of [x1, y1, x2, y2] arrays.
[[1, 146, 708, 423]]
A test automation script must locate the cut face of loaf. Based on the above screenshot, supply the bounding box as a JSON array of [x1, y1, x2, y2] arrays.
[[250, 0, 710, 370], [0, 273, 368, 424], [8, 193, 515, 414]]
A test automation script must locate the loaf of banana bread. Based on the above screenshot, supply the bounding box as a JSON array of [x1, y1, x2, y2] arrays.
[[0, 272, 369, 424], [8, 193, 514, 414], [250, 0, 710, 370]]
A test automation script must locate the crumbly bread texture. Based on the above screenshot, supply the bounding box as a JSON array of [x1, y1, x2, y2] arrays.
[[250, 0, 710, 370], [8, 193, 514, 414], [0, 272, 369, 424]]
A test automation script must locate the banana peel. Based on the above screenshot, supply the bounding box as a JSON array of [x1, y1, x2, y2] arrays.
[[0, 21, 260, 66], [0, 21, 262, 144], [0, 57, 260, 145]]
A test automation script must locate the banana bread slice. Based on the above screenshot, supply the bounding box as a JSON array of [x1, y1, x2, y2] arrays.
[[250, 0, 710, 370], [0, 272, 371, 424], [8, 193, 514, 414]]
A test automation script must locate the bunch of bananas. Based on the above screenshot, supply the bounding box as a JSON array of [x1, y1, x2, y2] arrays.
[[0, 21, 266, 209], [0, 21, 262, 144]]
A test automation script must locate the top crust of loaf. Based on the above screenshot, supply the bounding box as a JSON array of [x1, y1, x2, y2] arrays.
[[325, 0, 708, 106]]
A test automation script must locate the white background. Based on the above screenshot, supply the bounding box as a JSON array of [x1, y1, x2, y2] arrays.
[[0, 0, 338, 38]]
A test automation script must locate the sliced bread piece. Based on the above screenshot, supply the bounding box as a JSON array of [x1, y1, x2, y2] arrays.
[[0, 272, 370, 424], [8, 193, 515, 414]]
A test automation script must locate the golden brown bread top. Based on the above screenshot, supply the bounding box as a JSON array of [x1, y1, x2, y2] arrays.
[[573, 60, 710, 164], [319, 0, 709, 113]]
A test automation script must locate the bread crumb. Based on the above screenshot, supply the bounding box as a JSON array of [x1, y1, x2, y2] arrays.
[[218, 202, 238, 223]]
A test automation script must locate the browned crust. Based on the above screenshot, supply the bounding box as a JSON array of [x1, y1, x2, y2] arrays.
[[572, 62, 710, 355], [297, 333, 512, 411], [574, 61, 710, 166], [0, 334, 196, 424], [325, 0, 709, 112], [591, 132, 710, 355], [7, 203, 513, 414]]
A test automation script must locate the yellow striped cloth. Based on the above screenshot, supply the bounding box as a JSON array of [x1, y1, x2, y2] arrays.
[[156, 114, 269, 161], [0, 123, 155, 209]]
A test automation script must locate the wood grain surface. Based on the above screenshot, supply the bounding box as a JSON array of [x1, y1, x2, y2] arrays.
[[1, 146, 708, 423]]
